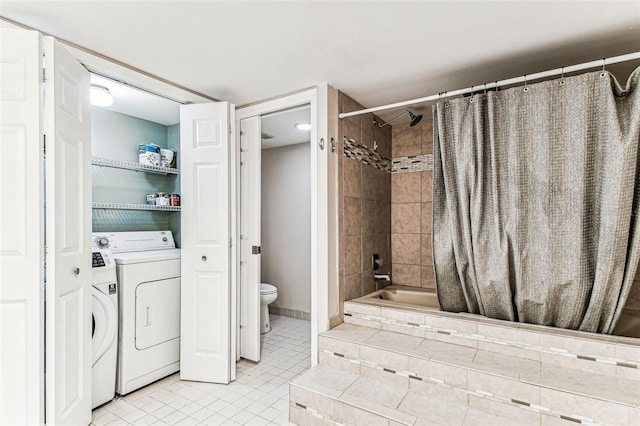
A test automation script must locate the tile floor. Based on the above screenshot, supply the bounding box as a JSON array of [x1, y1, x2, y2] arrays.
[[91, 315, 310, 426]]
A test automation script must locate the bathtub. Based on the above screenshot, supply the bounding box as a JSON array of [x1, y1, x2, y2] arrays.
[[356, 285, 640, 339]]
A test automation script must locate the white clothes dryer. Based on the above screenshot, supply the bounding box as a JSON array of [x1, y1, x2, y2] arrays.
[[93, 231, 181, 395], [91, 249, 118, 409]]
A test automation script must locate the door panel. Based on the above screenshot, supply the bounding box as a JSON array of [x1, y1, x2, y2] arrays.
[[44, 36, 92, 426], [180, 102, 234, 383], [239, 116, 261, 362], [0, 28, 44, 426], [135, 278, 181, 350]]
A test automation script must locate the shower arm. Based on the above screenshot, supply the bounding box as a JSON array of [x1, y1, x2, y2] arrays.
[[373, 111, 410, 128]]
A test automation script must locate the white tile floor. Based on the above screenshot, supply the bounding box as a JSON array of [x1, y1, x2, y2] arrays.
[[91, 315, 310, 426]]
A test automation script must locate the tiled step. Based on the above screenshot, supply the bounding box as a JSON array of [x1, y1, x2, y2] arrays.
[[319, 322, 640, 426], [344, 300, 640, 382], [289, 365, 532, 426]]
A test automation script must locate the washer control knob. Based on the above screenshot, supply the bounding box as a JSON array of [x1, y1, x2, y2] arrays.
[[97, 237, 109, 247], [163, 237, 168, 242]]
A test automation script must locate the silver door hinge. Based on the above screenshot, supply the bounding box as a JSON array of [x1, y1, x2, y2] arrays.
[[252, 246, 261, 254], [229, 239, 233, 248], [42, 68, 46, 83], [43, 134, 46, 155]]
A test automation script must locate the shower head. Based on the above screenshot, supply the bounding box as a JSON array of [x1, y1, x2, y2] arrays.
[[374, 110, 423, 128], [408, 111, 423, 126]]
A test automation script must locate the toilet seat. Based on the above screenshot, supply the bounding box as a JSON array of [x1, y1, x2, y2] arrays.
[[260, 283, 277, 295]]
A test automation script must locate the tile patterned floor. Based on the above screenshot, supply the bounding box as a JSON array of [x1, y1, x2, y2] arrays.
[[91, 315, 310, 426]]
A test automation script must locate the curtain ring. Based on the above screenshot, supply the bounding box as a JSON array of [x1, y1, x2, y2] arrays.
[[470, 85, 474, 103], [523, 74, 528, 92], [560, 66, 565, 85], [601, 58, 606, 77]]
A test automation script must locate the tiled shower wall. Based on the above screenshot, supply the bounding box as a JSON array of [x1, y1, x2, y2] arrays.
[[390, 114, 435, 288], [338, 92, 392, 314]]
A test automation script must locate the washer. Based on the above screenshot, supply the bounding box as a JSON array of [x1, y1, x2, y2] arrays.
[[93, 231, 181, 395], [91, 248, 118, 409]]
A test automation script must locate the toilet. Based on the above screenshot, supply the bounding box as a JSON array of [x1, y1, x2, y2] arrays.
[[260, 283, 278, 334]]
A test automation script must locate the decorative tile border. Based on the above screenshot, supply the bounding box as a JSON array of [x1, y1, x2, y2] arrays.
[[344, 311, 639, 370], [342, 136, 433, 174], [391, 154, 434, 173], [343, 137, 392, 172], [320, 349, 608, 426]]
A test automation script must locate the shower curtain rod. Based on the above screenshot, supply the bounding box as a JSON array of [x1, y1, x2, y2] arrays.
[[338, 52, 640, 119]]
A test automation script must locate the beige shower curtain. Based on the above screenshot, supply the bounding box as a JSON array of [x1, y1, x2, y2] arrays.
[[432, 67, 640, 333]]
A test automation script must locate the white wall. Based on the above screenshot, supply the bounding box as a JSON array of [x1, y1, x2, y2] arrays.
[[261, 142, 311, 312]]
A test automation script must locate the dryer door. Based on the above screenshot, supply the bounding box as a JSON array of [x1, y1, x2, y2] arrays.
[[92, 286, 117, 366], [135, 277, 181, 350]]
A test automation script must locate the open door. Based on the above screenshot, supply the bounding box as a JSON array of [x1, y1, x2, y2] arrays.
[[180, 102, 235, 383], [43, 36, 93, 425], [0, 28, 45, 426], [239, 116, 261, 362]]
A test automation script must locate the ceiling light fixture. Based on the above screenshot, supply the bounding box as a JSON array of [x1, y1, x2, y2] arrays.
[[295, 123, 311, 131], [90, 84, 113, 107]]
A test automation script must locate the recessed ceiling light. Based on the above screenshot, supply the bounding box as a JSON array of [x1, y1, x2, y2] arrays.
[[90, 84, 113, 107], [295, 123, 311, 131]]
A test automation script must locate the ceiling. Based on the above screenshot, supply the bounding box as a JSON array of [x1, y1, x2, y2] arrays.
[[1, 1, 639, 121], [261, 106, 311, 150]]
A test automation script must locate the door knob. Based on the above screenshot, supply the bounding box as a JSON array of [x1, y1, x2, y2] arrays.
[[201, 256, 207, 262], [73, 267, 80, 276]]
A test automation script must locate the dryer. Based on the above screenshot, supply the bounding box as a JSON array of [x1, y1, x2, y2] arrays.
[[91, 248, 118, 409], [93, 231, 181, 395]]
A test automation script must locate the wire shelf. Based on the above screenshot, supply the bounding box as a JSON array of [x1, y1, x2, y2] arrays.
[[91, 156, 180, 175], [92, 202, 181, 212]]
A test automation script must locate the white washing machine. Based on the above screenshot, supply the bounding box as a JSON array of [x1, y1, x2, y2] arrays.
[[93, 231, 181, 395], [91, 248, 118, 409]]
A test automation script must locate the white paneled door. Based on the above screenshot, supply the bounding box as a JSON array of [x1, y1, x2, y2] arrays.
[[0, 28, 45, 426], [0, 29, 92, 425], [239, 116, 261, 362], [180, 102, 235, 383], [44, 36, 93, 425]]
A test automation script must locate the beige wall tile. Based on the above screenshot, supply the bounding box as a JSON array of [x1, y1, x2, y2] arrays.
[[343, 157, 361, 198], [421, 266, 436, 289], [362, 272, 376, 295], [421, 202, 432, 234], [392, 234, 421, 265], [345, 272, 362, 300], [467, 396, 540, 425], [539, 388, 630, 425], [374, 123, 392, 159], [362, 199, 377, 236], [392, 173, 421, 203], [361, 164, 377, 201], [361, 113, 375, 148], [344, 197, 361, 236], [421, 171, 433, 202], [392, 125, 422, 157], [377, 200, 392, 234], [392, 203, 421, 234], [421, 234, 433, 266], [393, 264, 421, 287], [345, 235, 362, 275]]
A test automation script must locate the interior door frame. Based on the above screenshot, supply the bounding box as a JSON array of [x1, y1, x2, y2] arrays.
[[235, 88, 328, 366]]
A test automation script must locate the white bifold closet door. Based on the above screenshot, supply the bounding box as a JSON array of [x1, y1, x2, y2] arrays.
[[0, 29, 92, 425], [239, 116, 261, 362], [180, 102, 236, 383]]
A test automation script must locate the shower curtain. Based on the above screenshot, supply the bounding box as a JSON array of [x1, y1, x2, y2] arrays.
[[432, 67, 640, 333]]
